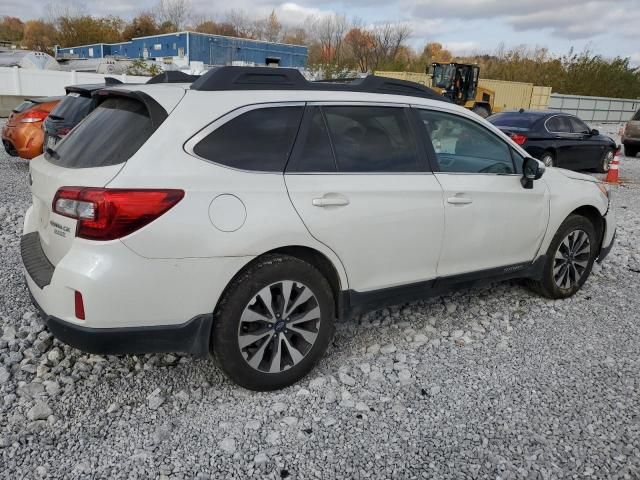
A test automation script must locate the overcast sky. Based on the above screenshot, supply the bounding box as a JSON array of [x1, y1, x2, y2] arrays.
[[4, 0, 640, 66]]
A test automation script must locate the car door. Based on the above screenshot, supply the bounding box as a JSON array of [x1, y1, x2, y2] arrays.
[[285, 104, 445, 293], [545, 114, 578, 168], [568, 115, 604, 168], [413, 107, 550, 277]]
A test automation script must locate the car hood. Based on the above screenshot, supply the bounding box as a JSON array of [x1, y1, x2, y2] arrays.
[[555, 167, 598, 183]]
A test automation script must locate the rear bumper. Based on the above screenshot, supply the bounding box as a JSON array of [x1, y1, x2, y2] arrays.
[[623, 138, 640, 146], [19, 229, 250, 355], [2, 123, 43, 159], [29, 291, 213, 356]]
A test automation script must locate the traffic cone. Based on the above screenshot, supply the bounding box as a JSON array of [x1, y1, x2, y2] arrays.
[[605, 148, 621, 184]]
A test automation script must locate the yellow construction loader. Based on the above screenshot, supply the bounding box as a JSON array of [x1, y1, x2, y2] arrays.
[[429, 63, 495, 118]]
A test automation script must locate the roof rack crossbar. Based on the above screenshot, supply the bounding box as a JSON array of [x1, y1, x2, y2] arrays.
[[189, 66, 448, 102]]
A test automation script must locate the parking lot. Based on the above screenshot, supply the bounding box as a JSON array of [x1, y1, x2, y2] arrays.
[[0, 118, 639, 479]]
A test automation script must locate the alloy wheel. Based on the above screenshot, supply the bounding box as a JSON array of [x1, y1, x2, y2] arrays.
[[237, 281, 321, 373], [553, 229, 591, 289], [542, 155, 554, 167], [602, 150, 614, 172]]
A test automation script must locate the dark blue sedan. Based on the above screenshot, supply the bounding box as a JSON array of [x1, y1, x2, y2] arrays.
[[487, 110, 617, 173]]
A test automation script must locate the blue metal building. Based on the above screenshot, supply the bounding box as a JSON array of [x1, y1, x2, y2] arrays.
[[55, 31, 308, 68]]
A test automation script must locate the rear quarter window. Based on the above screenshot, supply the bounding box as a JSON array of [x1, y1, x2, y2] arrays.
[[45, 97, 153, 168], [192, 106, 304, 172]]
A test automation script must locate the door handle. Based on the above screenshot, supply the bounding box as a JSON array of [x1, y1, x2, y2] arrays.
[[447, 196, 473, 205], [312, 195, 350, 207]]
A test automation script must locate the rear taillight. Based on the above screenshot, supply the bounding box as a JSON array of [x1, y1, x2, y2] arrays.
[[509, 133, 528, 145], [20, 110, 49, 123], [52, 187, 184, 241], [58, 127, 72, 136]]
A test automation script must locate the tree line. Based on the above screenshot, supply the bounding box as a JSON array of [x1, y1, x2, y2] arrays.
[[1, 0, 638, 98]]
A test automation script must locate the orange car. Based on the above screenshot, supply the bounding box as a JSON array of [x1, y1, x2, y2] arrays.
[[2, 97, 62, 159]]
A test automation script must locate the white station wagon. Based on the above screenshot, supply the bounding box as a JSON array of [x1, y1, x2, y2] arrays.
[[22, 67, 616, 390]]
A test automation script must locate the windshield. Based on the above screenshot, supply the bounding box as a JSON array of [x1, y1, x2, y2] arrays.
[[432, 64, 455, 89], [45, 97, 153, 168], [50, 94, 93, 123]]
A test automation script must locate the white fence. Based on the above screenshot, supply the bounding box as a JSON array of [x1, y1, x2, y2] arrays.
[[0, 66, 150, 97], [549, 93, 640, 123]]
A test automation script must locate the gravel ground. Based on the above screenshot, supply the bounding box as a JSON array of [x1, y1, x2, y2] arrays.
[[1, 119, 639, 479]]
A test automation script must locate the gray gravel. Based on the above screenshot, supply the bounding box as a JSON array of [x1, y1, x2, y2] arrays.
[[1, 118, 640, 479]]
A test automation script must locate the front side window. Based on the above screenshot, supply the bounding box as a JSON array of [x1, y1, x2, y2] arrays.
[[568, 116, 590, 134], [546, 115, 572, 133], [417, 109, 515, 174], [193, 106, 304, 172], [323, 106, 419, 172]]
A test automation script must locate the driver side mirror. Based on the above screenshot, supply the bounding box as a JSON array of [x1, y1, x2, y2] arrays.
[[521, 157, 545, 189], [590, 129, 599, 136]]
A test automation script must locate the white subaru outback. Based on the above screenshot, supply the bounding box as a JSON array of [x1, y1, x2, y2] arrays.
[[22, 67, 616, 390]]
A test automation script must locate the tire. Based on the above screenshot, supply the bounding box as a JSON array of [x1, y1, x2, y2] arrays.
[[472, 105, 490, 118], [596, 148, 614, 173], [212, 254, 335, 391], [528, 214, 598, 299], [540, 151, 555, 168], [624, 145, 638, 158]]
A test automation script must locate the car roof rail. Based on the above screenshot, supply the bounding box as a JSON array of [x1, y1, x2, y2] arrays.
[[190, 66, 449, 102], [146, 71, 200, 84]]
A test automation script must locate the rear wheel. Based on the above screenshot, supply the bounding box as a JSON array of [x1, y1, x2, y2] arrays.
[[596, 149, 614, 173], [540, 151, 555, 167], [624, 145, 638, 158], [471, 105, 490, 118], [528, 215, 598, 299], [212, 254, 335, 391]]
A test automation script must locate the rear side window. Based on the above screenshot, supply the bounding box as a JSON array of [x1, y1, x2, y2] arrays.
[[323, 106, 419, 172], [546, 115, 572, 133], [50, 94, 93, 122], [289, 108, 336, 172], [193, 107, 303, 172], [45, 97, 153, 168]]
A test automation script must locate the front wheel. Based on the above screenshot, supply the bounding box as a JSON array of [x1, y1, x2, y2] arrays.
[[212, 255, 335, 391], [596, 149, 614, 173], [528, 215, 598, 299]]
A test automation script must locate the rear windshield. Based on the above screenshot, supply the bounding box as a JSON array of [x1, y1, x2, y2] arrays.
[[50, 94, 92, 123], [12, 101, 34, 113], [45, 97, 153, 168], [487, 112, 539, 129]]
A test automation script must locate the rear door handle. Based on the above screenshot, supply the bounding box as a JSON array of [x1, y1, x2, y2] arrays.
[[447, 196, 473, 205], [312, 195, 350, 207]]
